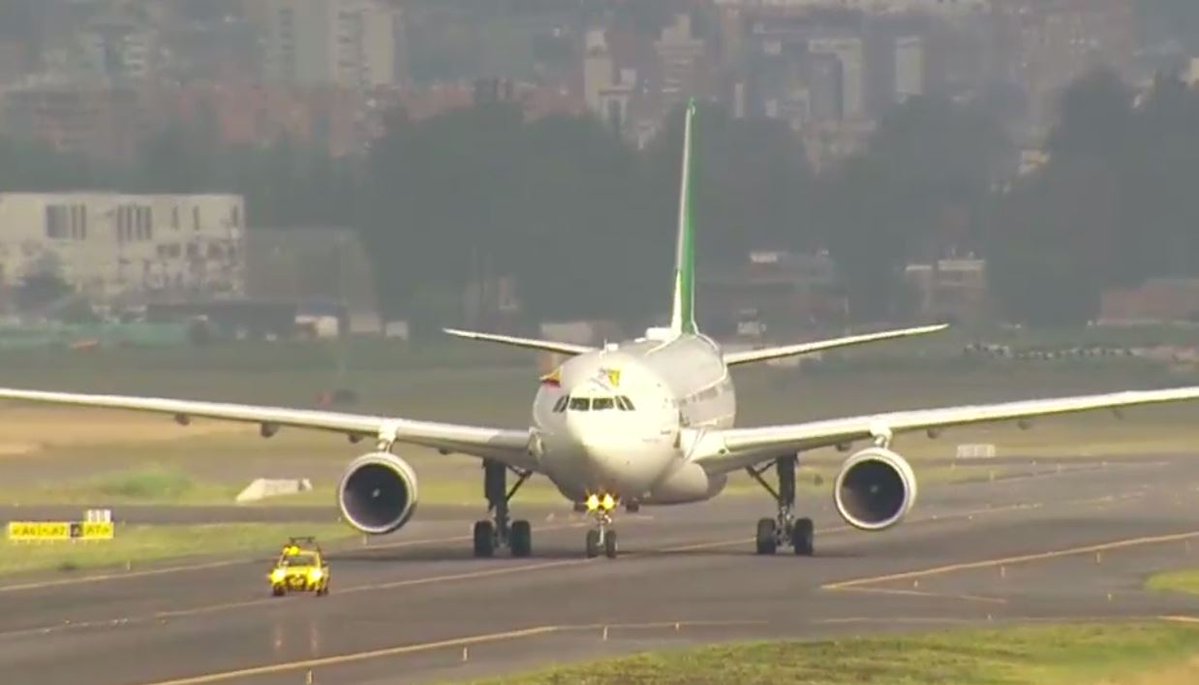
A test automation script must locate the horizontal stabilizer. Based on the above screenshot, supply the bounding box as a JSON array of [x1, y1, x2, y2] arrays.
[[722, 324, 949, 367], [443, 328, 595, 356]]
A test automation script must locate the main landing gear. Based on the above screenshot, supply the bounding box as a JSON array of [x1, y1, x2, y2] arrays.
[[583, 493, 619, 559], [747, 455, 814, 556], [473, 460, 533, 558]]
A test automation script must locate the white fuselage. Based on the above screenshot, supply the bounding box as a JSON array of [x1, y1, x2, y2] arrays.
[[530, 334, 735, 505]]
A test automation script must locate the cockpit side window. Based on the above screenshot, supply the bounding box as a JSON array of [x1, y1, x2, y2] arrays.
[[552, 396, 569, 413], [568, 396, 591, 411], [618, 395, 635, 410], [592, 397, 615, 411]]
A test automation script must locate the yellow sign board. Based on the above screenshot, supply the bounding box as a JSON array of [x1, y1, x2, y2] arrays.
[[6, 521, 114, 541]]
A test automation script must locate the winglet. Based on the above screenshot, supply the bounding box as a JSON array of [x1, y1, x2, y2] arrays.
[[668, 98, 699, 336]]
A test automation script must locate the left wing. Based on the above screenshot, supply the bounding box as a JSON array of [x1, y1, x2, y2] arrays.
[[689, 386, 1199, 474], [443, 328, 594, 356], [0, 388, 538, 471], [722, 324, 949, 367]]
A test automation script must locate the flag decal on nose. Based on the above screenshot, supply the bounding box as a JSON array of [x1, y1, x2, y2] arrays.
[[600, 368, 621, 387], [540, 368, 561, 386]]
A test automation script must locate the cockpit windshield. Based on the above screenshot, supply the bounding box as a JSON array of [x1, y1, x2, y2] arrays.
[[554, 395, 636, 412]]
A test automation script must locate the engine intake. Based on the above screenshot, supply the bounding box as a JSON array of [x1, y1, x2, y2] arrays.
[[337, 452, 419, 534], [833, 447, 917, 531]]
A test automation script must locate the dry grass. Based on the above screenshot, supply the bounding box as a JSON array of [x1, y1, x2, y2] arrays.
[[0, 523, 354, 577], [0, 407, 253, 457]]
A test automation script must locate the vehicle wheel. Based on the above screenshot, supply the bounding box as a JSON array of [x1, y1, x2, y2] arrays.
[[755, 518, 777, 555], [604, 530, 618, 559], [473, 520, 495, 558], [585, 529, 601, 558], [272, 586, 284, 597], [510, 520, 532, 558], [791, 517, 814, 556]]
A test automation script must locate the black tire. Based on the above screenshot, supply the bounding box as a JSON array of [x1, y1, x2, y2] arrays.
[[473, 520, 495, 558], [585, 529, 601, 558], [272, 586, 284, 597], [604, 530, 618, 559], [791, 517, 814, 556], [510, 520, 532, 558], [756, 518, 777, 555]]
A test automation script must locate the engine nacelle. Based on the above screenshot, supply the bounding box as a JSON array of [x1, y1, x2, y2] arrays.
[[833, 447, 917, 531], [337, 451, 419, 535]]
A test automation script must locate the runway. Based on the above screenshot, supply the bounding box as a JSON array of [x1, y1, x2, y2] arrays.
[[4, 455, 1199, 685]]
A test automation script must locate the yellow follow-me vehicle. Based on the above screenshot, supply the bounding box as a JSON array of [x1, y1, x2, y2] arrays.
[[269, 537, 330, 597]]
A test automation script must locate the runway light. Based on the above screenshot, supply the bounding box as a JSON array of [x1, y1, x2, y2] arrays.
[[462, 647, 469, 662], [602, 625, 609, 641]]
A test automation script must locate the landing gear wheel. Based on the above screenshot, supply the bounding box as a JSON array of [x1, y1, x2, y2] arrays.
[[585, 529, 601, 558], [510, 520, 532, 558], [272, 587, 284, 597], [473, 520, 495, 558], [604, 530, 618, 558], [755, 518, 777, 555], [791, 517, 814, 556]]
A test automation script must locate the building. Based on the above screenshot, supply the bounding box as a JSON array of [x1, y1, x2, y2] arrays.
[[903, 257, 989, 323], [698, 250, 847, 338], [1, 82, 146, 160], [992, 0, 1138, 139], [654, 13, 708, 113], [893, 35, 924, 102], [243, 225, 379, 331], [262, 0, 400, 89], [0, 192, 245, 305]]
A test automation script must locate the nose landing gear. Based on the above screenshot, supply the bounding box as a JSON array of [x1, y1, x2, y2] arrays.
[[584, 493, 618, 559], [748, 454, 814, 556]]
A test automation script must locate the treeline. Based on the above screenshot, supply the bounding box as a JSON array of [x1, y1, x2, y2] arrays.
[[2, 67, 1198, 331]]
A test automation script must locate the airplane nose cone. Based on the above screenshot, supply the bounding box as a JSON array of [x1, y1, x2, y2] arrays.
[[564, 413, 666, 492]]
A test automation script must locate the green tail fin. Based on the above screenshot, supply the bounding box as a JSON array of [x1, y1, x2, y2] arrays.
[[669, 99, 698, 336]]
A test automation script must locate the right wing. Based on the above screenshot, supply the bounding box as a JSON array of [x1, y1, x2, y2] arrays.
[[722, 324, 949, 367], [691, 385, 1199, 474], [443, 328, 595, 356], [0, 387, 538, 471]]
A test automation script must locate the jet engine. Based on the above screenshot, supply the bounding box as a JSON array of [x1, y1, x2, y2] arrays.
[[832, 446, 917, 531], [337, 451, 419, 535]]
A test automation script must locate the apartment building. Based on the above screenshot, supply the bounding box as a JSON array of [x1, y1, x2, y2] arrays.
[[262, 0, 401, 89]]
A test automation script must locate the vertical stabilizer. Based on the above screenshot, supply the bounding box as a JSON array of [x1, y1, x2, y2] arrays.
[[669, 99, 698, 336]]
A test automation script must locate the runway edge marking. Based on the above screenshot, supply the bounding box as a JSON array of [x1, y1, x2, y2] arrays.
[[823, 529, 1199, 591]]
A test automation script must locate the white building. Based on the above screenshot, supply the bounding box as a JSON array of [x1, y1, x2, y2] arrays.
[[894, 35, 925, 103], [809, 36, 865, 120], [262, 0, 399, 89], [0, 192, 245, 303]]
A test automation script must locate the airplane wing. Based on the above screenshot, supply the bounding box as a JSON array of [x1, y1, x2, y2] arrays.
[[689, 386, 1199, 474], [721, 324, 949, 367], [442, 328, 595, 356], [0, 388, 538, 471]]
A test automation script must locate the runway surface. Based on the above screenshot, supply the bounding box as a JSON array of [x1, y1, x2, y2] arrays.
[[4, 454, 1199, 685]]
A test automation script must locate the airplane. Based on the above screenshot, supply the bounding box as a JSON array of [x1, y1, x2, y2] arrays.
[[5, 99, 1199, 561]]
